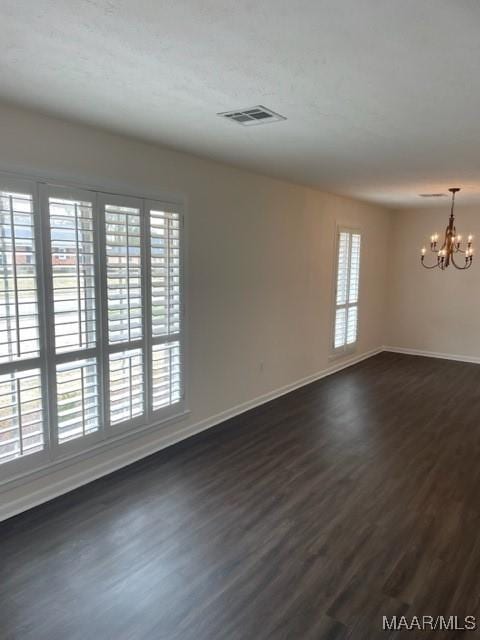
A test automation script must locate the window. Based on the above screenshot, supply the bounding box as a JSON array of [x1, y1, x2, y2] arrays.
[[0, 175, 184, 475], [333, 228, 361, 353], [0, 184, 45, 467]]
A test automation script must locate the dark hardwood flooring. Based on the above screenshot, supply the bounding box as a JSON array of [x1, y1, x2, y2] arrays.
[[2, 352, 480, 639]]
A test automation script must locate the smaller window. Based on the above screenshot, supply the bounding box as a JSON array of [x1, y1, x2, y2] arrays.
[[333, 229, 361, 353]]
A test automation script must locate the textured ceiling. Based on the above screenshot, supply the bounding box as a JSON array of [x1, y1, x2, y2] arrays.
[[2, 0, 480, 206]]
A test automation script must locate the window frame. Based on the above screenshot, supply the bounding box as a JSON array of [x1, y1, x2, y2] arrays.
[[330, 225, 362, 358], [0, 172, 187, 485]]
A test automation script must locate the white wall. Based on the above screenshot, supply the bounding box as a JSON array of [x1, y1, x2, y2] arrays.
[[387, 205, 480, 359], [0, 103, 391, 518]]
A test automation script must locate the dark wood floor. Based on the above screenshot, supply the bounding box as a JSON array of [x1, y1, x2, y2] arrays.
[[2, 353, 480, 639]]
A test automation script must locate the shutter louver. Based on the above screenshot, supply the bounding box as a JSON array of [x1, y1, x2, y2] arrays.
[[152, 342, 181, 410], [109, 348, 143, 424], [346, 306, 358, 344], [105, 205, 142, 344], [349, 234, 361, 304], [49, 197, 96, 353], [150, 210, 181, 336], [334, 308, 347, 349], [56, 358, 99, 443], [0, 368, 43, 463], [336, 232, 349, 307]]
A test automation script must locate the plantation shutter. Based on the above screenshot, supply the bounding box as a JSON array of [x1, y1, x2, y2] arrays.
[[99, 195, 145, 430], [0, 174, 184, 478], [334, 229, 361, 351], [43, 186, 102, 450], [0, 181, 45, 465], [147, 205, 182, 411]]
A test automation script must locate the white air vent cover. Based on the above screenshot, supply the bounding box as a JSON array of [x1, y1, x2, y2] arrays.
[[419, 193, 446, 198], [218, 105, 286, 126]]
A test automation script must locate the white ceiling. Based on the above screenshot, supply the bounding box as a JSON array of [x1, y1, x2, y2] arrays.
[[2, 0, 480, 207]]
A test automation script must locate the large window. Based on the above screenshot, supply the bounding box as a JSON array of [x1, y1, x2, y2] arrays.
[[0, 176, 184, 475], [333, 228, 361, 353]]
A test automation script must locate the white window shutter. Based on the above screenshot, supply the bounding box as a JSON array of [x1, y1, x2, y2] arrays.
[[105, 204, 142, 344], [0, 191, 40, 362], [49, 196, 96, 353], [0, 186, 45, 465], [148, 207, 183, 412], [0, 176, 184, 473], [333, 229, 361, 352]]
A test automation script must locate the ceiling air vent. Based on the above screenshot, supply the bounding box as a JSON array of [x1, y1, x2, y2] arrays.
[[419, 193, 447, 198], [218, 105, 286, 126]]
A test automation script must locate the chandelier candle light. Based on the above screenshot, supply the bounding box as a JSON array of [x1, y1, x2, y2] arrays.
[[421, 188, 474, 270]]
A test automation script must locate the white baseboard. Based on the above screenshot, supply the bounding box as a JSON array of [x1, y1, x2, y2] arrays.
[[0, 346, 382, 522], [383, 345, 480, 365]]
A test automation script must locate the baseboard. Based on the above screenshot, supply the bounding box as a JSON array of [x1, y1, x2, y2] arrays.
[[0, 346, 382, 522], [383, 345, 480, 365]]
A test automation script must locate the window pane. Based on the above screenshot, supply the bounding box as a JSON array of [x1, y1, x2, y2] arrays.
[[336, 232, 350, 306], [150, 210, 181, 337], [349, 233, 361, 304], [0, 191, 40, 363], [49, 197, 96, 354], [0, 368, 44, 464], [334, 307, 346, 349], [105, 205, 142, 344], [347, 306, 358, 345], [109, 348, 144, 425], [56, 358, 99, 443], [152, 341, 181, 410]]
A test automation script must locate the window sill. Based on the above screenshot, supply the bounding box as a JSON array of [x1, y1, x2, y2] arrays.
[[329, 344, 358, 362], [0, 407, 190, 492]]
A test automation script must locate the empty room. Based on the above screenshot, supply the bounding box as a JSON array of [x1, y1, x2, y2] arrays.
[[1, 1, 480, 639]]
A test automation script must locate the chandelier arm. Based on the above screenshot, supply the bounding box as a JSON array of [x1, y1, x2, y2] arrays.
[[421, 258, 440, 269], [451, 253, 470, 270]]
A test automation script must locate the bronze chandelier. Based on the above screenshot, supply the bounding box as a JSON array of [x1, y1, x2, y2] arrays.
[[421, 188, 474, 270]]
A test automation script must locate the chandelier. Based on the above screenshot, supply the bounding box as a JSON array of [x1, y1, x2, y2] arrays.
[[421, 187, 473, 270]]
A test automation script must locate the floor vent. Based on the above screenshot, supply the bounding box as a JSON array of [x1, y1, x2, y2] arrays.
[[217, 105, 286, 126]]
